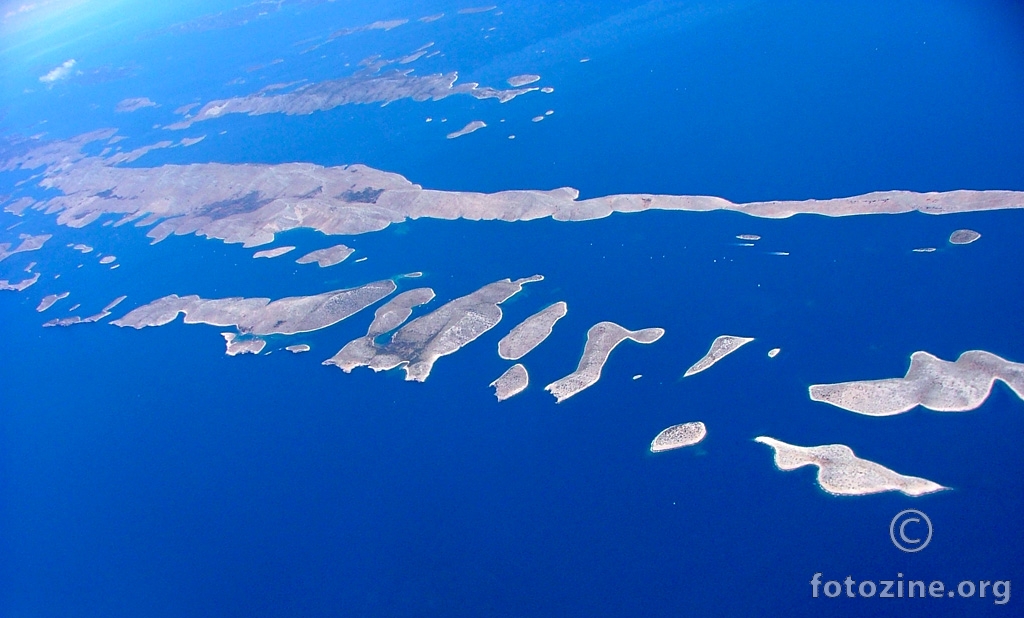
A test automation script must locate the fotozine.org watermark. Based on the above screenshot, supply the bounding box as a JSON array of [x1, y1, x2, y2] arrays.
[[809, 510, 1011, 605], [810, 573, 1010, 605]]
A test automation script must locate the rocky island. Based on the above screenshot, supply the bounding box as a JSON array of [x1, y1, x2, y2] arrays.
[[809, 350, 1024, 416], [650, 422, 707, 452], [497, 301, 567, 360], [683, 335, 754, 377], [490, 364, 529, 401], [325, 276, 542, 381], [112, 279, 397, 336], [545, 322, 664, 403], [755, 436, 946, 497]]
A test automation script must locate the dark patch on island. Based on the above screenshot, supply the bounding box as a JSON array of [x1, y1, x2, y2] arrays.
[[340, 187, 384, 204], [194, 191, 274, 219]]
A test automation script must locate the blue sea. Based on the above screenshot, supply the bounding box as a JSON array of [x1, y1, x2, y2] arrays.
[[1, 1, 1023, 616]]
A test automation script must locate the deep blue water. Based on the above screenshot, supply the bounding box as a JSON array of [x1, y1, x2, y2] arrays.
[[2, 1, 1024, 617], [3, 205, 1023, 616]]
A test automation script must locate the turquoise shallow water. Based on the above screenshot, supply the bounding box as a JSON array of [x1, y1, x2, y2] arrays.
[[2, 1, 1024, 616]]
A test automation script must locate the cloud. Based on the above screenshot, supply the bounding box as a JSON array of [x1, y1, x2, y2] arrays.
[[115, 97, 158, 113], [39, 58, 76, 84], [5, 3, 40, 21]]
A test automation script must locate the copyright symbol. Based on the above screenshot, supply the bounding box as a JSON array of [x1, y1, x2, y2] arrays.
[[890, 509, 933, 553]]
